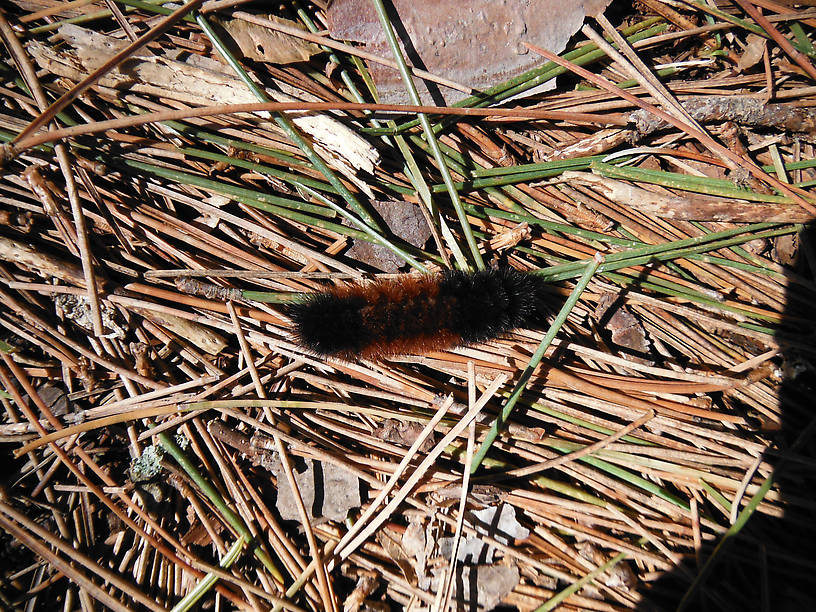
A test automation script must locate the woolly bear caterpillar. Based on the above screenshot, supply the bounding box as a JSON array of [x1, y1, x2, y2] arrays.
[[288, 268, 548, 360]]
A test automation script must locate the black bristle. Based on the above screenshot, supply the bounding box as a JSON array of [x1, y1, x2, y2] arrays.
[[288, 291, 371, 356], [439, 268, 544, 345]]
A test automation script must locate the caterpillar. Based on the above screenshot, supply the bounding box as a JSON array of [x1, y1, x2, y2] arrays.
[[288, 267, 548, 360]]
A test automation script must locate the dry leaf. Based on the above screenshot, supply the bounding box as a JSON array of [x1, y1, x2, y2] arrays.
[[372, 417, 436, 451], [737, 34, 766, 73], [272, 456, 363, 521], [593, 293, 650, 355], [470, 503, 529, 545], [440, 504, 530, 564], [430, 564, 520, 611], [217, 15, 320, 64]]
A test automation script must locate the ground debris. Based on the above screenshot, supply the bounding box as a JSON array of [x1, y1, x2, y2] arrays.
[[629, 96, 816, 136]]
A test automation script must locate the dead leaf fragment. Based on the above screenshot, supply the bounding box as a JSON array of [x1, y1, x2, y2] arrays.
[[373, 418, 436, 451], [737, 34, 767, 73], [593, 293, 650, 355], [430, 564, 520, 611], [470, 503, 530, 545], [440, 503, 530, 564], [272, 456, 363, 521], [217, 15, 320, 64]]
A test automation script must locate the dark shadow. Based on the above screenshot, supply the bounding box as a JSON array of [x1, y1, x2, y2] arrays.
[[380, 0, 446, 106], [311, 457, 325, 519], [637, 223, 816, 611]]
